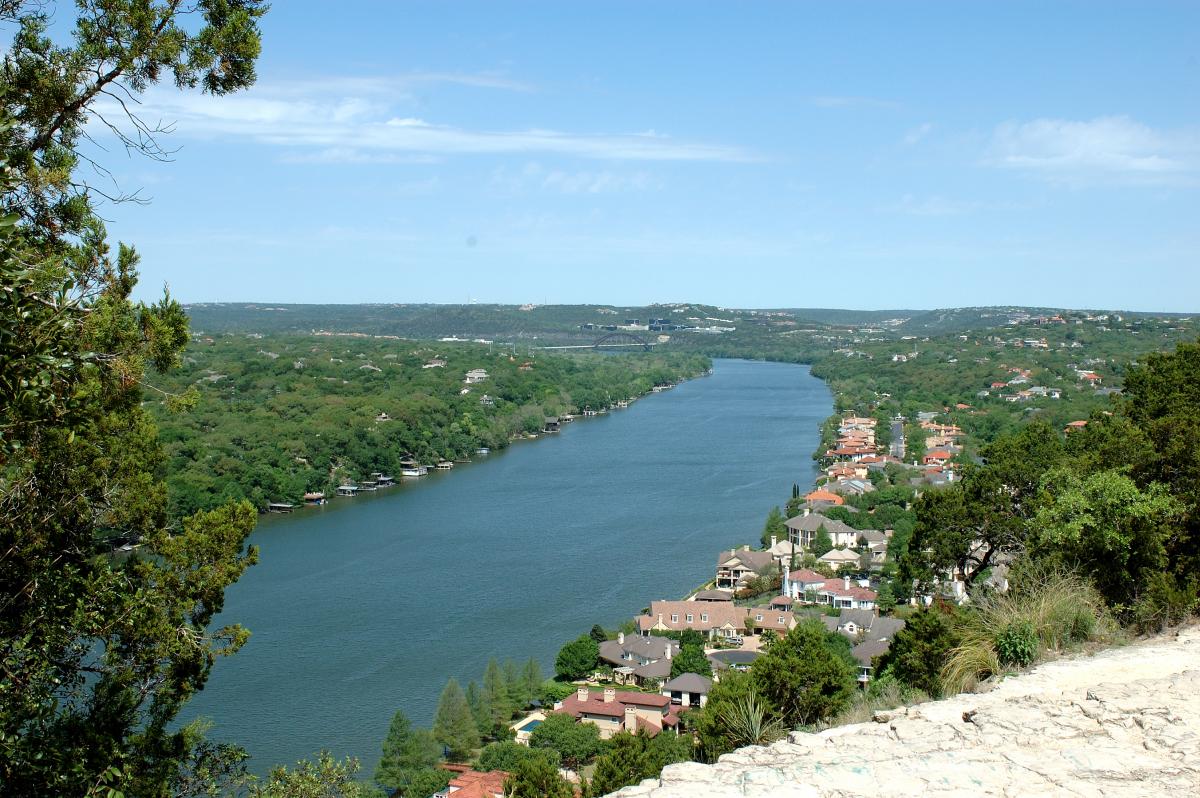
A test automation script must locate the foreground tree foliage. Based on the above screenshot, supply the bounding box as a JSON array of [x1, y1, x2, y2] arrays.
[[586, 730, 692, 797], [0, 2, 268, 795], [372, 710, 445, 796], [750, 619, 855, 728]]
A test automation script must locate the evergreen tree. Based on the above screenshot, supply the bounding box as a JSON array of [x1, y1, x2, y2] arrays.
[[466, 680, 491, 737], [504, 658, 527, 709], [522, 658, 544, 704], [504, 755, 574, 798], [589, 624, 609, 643], [555, 635, 600, 680], [433, 679, 480, 761], [373, 710, 443, 794], [669, 643, 713, 678], [761, 505, 787, 547], [483, 658, 511, 731], [750, 619, 855, 727], [586, 731, 691, 797], [0, 3, 267, 794], [812, 525, 834, 557]]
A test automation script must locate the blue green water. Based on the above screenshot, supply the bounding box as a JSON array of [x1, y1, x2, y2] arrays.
[[184, 359, 831, 771]]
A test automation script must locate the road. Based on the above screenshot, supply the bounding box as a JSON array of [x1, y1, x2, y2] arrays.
[[890, 419, 905, 460]]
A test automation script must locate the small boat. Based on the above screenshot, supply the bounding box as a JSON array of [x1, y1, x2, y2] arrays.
[[436, 460, 454, 470], [336, 484, 359, 497], [400, 465, 428, 478], [304, 491, 326, 505]]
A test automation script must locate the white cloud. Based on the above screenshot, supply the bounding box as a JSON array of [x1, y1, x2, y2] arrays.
[[490, 162, 660, 194], [987, 116, 1198, 184], [91, 76, 751, 163], [903, 122, 933, 145]]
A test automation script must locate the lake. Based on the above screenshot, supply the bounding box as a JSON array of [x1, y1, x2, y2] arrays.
[[184, 358, 832, 772]]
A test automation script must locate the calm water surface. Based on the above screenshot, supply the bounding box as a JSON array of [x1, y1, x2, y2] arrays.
[[185, 359, 831, 771]]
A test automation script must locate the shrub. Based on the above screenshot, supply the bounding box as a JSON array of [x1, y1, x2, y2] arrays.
[[1130, 572, 1200, 634], [940, 568, 1113, 694], [995, 621, 1038, 668]]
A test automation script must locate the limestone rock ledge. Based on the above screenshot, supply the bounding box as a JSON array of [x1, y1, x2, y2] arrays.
[[608, 627, 1200, 797]]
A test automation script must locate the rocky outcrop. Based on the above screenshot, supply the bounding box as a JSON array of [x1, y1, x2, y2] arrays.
[[609, 627, 1200, 796]]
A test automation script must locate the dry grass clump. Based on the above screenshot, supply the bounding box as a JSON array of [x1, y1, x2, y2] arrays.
[[941, 569, 1115, 694]]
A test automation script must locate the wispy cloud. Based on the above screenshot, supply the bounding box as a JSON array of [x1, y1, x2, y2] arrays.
[[811, 95, 900, 110], [93, 76, 751, 163], [490, 162, 661, 194], [903, 122, 934, 145], [987, 115, 1199, 184], [882, 194, 1035, 217]]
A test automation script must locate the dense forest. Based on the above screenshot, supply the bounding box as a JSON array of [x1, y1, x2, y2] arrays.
[[148, 333, 710, 516]]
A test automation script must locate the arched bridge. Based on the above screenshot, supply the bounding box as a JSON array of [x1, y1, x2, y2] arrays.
[[593, 332, 651, 351]]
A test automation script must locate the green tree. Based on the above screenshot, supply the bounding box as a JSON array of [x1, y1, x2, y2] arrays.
[[669, 643, 713, 679], [812, 525, 834, 557], [690, 670, 774, 762], [476, 740, 559, 773], [503, 754, 574, 798], [373, 710, 443, 795], [554, 635, 600, 680], [466, 680, 491, 737], [876, 608, 960, 698], [586, 731, 691, 797], [0, 3, 267, 793], [504, 659, 527, 710], [528, 711, 603, 771], [482, 658, 511, 731], [1031, 469, 1179, 607], [522, 658, 544, 704], [589, 624, 609, 643], [249, 751, 374, 798], [750, 620, 855, 727], [433, 679, 480, 761], [761, 505, 787, 547]]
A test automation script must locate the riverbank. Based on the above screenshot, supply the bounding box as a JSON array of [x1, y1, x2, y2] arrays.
[[183, 359, 831, 773]]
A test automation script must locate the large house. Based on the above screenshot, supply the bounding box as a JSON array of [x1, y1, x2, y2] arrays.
[[818, 576, 878, 610], [637, 600, 747, 640], [598, 634, 679, 686], [463, 368, 489, 384], [715, 546, 777, 589], [555, 687, 679, 738], [785, 512, 863, 549]]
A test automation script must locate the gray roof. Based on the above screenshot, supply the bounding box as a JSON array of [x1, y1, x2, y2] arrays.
[[717, 547, 776, 574], [633, 658, 672, 679], [866, 616, 906, 641], [858, 529, 889, 544], [838, 608, 877, 630], [598, 636, 678, 667], [852, 639, 891, 666], [783, 513, 859, 538], [708, 650, 760, 670], [661, 673, 713, 694], [693, 589, 734, 602]]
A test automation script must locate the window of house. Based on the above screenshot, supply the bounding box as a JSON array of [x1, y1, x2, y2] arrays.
[[778, 616, 785, 624], [755, 614, 763, 621], [700, 613, 708, 622], [686, 614, 693, 623], [671, 614, 678, 623]]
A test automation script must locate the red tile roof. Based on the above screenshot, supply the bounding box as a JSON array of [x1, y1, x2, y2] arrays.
[[439, 766, 509, 798]]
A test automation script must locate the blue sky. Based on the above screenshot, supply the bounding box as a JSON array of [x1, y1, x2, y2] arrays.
[[85, 1, 1198, 311]]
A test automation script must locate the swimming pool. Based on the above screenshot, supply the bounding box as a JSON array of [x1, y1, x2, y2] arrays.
[[516, 718, 543, 732]]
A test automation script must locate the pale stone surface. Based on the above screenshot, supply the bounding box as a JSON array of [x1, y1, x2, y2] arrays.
[[606, 627, 1200, 797]]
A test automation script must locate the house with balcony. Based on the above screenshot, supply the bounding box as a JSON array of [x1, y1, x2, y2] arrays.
[[715, 546, 777, 589], [554, 687, 679, 739]]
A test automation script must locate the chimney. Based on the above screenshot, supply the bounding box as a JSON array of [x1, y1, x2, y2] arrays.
[[770, 535, 777, 548], [576, 687, 589, 704], [624, 705, 637, 733], [665, 642, 673, 660], [617, 631, 625, 645], [603, 687, 615, 704], [844, 576, 851, 591], [803, 508, 811, 517], [742, 544, 750, 551]]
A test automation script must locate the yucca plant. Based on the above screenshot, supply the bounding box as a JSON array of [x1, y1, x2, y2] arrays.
[[716, 692, 787, 749]]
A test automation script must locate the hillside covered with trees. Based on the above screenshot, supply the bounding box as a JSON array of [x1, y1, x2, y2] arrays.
[[149, 333, 709, 516]]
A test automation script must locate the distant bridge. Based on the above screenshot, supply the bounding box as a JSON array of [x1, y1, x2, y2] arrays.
[[537, 332, 655, 352]]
